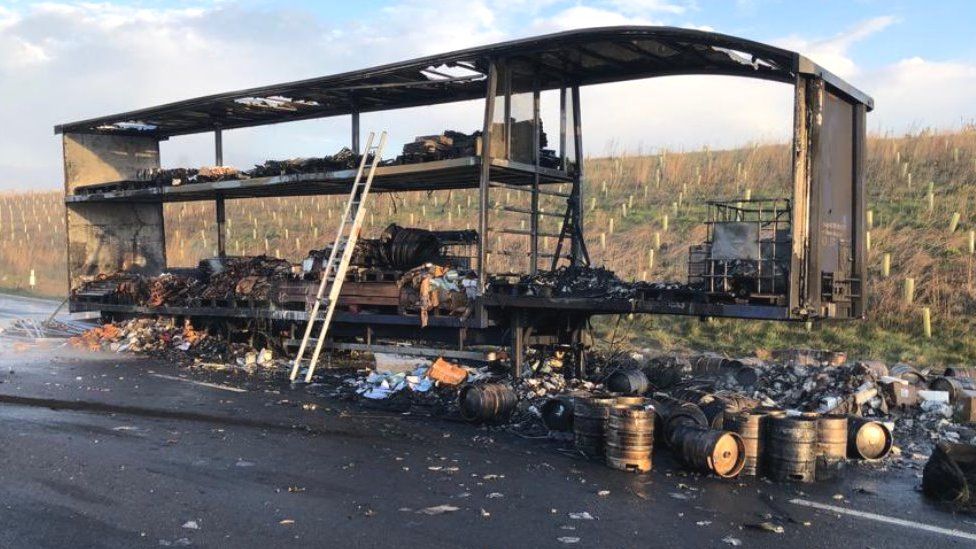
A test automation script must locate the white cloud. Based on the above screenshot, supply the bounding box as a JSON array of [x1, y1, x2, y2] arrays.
[[775, 15, 897, 79], [866, 57, 976, 130], [0, 2, 512, 189], [581, 76, 792, 156], [606, 0, 690, 15], [532, 5, 663, 32], [773, 16, 976, 132]]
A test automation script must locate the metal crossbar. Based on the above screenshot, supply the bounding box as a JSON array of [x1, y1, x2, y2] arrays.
[[289, 131, 388, 382]]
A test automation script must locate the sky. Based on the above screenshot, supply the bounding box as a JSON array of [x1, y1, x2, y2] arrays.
[[0, 0, 974, 190]]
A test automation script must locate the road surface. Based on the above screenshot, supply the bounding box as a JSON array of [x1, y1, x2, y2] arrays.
[[0, 292, 61, 327], [0, 321, 971, 547]]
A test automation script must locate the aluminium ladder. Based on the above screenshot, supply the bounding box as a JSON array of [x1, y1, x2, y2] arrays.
[[290, 131, 388, 382]]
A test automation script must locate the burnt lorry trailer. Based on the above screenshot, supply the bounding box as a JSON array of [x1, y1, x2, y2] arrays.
[[56, 26, 872, 376]]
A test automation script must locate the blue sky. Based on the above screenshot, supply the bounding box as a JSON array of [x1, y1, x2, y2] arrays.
[[182, 0, 976, 66], [0, 0, 973, 189]]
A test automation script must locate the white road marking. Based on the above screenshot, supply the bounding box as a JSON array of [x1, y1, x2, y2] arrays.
[[150, 373, 247, 393], [790, 498, 976, 541]]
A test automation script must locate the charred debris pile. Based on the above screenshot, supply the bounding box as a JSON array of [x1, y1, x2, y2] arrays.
[[82, 127, 559, 193], [71, 223, 485, 320], [72, 226, 716, 321]]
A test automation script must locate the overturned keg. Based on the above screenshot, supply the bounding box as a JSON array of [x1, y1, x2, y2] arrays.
[[847, 417, 893, 460], [700, 399, 730, 430], [645, 394, 707, 448], [663, 404, 709, 448], [670, 425, 745, 478], [574, 397, 615, 459], [945, 366, 976, 379], [643, 356, 691, 390], [691, 355, 764, 387], [459, 383, 517, 423], [726, 357, 765, 386], [715, 393, 761, 415], [541, 395, 577, 432], [605, 405, 655, 472], [889, 363, 926, 385], [857, 360, 889, 378], [691, 355, 727, 376], [606, 369, 649, 396], [764, 415, 818, 483], [929, 376, 976, 403]]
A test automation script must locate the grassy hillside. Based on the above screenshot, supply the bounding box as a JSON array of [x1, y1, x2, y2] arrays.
[[3, 126, 975, 364]]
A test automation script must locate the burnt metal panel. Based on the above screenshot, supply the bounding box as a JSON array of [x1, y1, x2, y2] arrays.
[[63, 133, 159, 193], [788, 76, 811, 316], [818, 92, 854, 275], [852, 103, 868, 318], [63, 133, 166, 296], [816, 91, 855, 318], [66, 202, 167, 289], [788, 75, 867, 320], [797, 81, 864, 320], [711, 223, 761, 261]]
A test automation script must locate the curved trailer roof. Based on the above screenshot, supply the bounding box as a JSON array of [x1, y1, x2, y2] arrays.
[[55, 26, 873, 138]]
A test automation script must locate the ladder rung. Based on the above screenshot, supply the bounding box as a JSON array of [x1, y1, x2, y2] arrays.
[[485, 249, 529, 256], [489, 181, 571, 198], [484, 250, 570, 259], [488, 227, 562, 238], [497, 205, 565, 218]]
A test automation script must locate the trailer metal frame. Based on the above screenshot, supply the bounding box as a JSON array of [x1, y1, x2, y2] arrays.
[[56, 26, 873, 375]]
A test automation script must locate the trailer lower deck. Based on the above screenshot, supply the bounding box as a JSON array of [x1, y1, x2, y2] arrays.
[[71, 282, 790, 377]]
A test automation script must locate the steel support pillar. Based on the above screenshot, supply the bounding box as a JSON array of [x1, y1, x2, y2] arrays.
[[214, 128, 223, 166], [215, 195, 226, 257], [215, 127, 226, 257], [477, 61, 499, 294], [570, 85, 587, 266], [510, 310, 525, 378], [530, 79, 541, 274], [351, 111, 360, 155]]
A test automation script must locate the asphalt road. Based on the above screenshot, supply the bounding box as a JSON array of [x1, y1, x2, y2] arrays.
[[0, 292, 61, 327], [0, 311, 973, 547]]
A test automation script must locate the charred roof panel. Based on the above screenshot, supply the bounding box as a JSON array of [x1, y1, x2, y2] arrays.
[[55, 26, 872, 138]]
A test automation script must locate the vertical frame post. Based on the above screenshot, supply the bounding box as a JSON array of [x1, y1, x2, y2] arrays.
[[502, 65, 512, 160], [214, 128, 223, 166], [805, 78, 825, 315], [570, 85, 585, 265], [351, 110, 361, 155], [530, 77, 541, 274], [852, 103, 868, 318], [215, 127, 226, 257], [216, 195, 226, 257], [559, 87, 568, 171], [477, 61, 499, 296], [510, 310, 524, 378], [788, 76, 810, 315]]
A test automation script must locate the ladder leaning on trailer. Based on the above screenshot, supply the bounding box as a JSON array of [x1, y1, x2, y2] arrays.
[[290, 131, 388, 382]]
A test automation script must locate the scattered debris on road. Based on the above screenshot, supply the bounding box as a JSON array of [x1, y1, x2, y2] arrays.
[[53, 313, 976, 491]]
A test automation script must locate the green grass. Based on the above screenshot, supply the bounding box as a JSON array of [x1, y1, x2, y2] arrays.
[[590, 314, 975, 367]]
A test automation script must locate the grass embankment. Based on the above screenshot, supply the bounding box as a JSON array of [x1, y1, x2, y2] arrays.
[[3, 127, 975, 364]]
